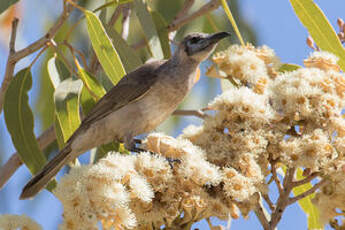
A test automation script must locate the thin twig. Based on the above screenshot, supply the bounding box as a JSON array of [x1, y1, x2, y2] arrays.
[[0, 18, 19, 114], [173, 109, 208, 119], [131, 39, 146, 50], [62, 41, 89, 72], [291, 172, 320, 187], [270, 158, 283, 194], [283, 167, 296, 187], [0, 126, 56, 189], [49, 40, 77, 76], [288, 179, 327, 205], [11, 3, 73, 63], [173, 0, 195, 24], [263, 193, 275, 211], [167, 0, 220, 32], [29, 45, 49, 68], [108, 4, 123, 28], [255, 196, 270, 230], [269, 167, 296, 229]]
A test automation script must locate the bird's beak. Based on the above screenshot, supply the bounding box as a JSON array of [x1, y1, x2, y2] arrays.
[[205, 32, 231, 45], [194, 32, 231, 53]]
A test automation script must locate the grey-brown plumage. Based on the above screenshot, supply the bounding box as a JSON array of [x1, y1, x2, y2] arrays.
[[20, 32, 230, 199]]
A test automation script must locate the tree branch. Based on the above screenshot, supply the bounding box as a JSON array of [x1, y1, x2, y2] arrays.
[[0, 2, 73, 116], [172, 0, 195, 24], [0, 126, 56, 189], [167, 0, 220, 32], [0, 18, 19, 116], [288, 179, 327, 205], [269, 167, 296, 229], [254, 193, 270, 230], [263, 193, 275, 211], [173, 109, 208, 119], [291, 172, 320, 187], [269, 152, 283, 195]]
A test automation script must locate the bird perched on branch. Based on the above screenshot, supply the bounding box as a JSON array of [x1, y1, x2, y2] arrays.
[[20, 31, 230, 199]]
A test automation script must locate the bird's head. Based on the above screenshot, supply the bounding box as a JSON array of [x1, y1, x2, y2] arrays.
[[177, 32, 230, 63]]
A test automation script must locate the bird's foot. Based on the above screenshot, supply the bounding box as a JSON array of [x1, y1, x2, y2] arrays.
[[128, 138, 181, 169]]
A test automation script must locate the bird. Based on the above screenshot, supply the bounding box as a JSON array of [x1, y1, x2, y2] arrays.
[[20, 31, 230, 199]]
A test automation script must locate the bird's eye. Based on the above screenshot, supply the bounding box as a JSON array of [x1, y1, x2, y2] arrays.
[[189, 37, 200, 44]]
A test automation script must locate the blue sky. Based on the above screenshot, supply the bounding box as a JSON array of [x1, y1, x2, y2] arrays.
[[0, 0, 345, 229]]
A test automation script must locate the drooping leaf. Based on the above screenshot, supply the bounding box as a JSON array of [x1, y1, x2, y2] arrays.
[[54, 78, 83, 143], [0, 0, 19, 15], [47, 56, 63, 89], [80, 87, 97, 116], [85, 10, 126, 85], [290, 0, 345, 71], [151, 11, 171, 59], [107, 28, 143, 72], [75, 61, 106, 101], [279, 63, 301, 73], [292, 168, 323, 230], [4, 68, 47, 174], [134, 0, 164, 60], [47, 56, 71, 149]]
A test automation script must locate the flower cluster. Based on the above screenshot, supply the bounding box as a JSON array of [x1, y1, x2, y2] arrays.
[[199, 45, 345, 224], [54, 134, 239, 229], [0, 214, 42, 230]]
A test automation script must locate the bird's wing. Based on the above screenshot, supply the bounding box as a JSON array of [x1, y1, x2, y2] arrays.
[[80, 60, 166, 128]]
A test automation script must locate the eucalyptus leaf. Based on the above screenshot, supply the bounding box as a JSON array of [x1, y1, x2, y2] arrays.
[[4, 68, 47, 174], [76, 63, 106, 101], [290, 0, 345, 71], [279, 63, 301, 73], [134, 0, 164, 60], [54, 78, 83, 143], [151, 11, 171, 59], [85, 10, 126, 85], [107, 28, 143, 72]]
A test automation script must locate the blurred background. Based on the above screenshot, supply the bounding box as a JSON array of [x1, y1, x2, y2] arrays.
[[0, 0, 344, 229]]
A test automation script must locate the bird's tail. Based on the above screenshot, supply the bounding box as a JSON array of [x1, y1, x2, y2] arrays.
[[20, 145, 72, 200]]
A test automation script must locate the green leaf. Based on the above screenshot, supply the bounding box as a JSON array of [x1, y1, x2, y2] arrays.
[[290, 0, 345, 71], [134, 0, 164, 60], [54, 78, 83, 143], [80, 87, 96, 116], [47, 56, 71, 149], [47, 56, 63, 89], [107, 28, 143, 72], [0, 0, 19, 15], [4, 68, 47, 174], [279, 63, 301, 73], [151, 11, 171, 59], [75, 63, 106, 101], [85, 10, 126, 85], [292, 168, 323, 229]]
